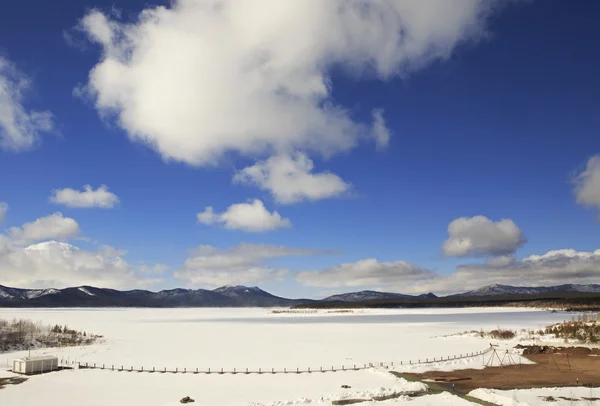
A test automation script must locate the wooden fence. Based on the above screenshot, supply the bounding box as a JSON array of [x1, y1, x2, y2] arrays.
[[59, 348, 491, 375]]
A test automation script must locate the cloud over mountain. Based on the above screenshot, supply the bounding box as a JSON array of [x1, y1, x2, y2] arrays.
[[415, 248, 600, 294], [175, 243, 333, 287], [296, 258, 435, 288], [0, 213, 159, 289]]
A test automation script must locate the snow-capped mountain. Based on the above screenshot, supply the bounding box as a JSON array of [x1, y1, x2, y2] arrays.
[[0, 285, 60, 300], [458, 283, 600, 297], [323, 290, 437, 302], [0, 284, 312, 308], [1, 282, 599, 307]]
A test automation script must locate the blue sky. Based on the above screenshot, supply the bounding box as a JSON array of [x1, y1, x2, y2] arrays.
[[1, 0, 599, 298]]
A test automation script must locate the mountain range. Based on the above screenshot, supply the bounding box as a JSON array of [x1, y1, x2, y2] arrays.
[[1, 283, 600, 307]]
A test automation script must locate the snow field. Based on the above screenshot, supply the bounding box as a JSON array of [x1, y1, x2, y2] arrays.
[[0, 308, 575, 405]]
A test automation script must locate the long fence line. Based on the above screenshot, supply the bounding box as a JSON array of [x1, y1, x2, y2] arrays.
[[58, 348, 492, 375]]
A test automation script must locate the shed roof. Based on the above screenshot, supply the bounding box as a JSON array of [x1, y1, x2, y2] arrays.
[[18, 355, 58, 362]]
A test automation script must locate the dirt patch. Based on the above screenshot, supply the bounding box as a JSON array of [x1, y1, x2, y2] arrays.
[[0, 376, 28, 390], [403, 347, 600, 392]]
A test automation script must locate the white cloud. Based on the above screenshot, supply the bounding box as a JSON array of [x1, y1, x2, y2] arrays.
[[77, 0, 505, 168], [443, 216, 526, 257], [0, 57, 54, 151], [9, 212, 80, 243], [175, 243, 331, 287], [197, 199, 291, 232], [234, 153, 350, 204], [0, 213, 161, 289], [295, 258, 435, 288], [50, 185, 120, 208], [0, 202, 7, 222], [0, 240, 159, 289], [371, 109, 391, 150], [574, 155, 600, 212], [415, 248, 600, 295]]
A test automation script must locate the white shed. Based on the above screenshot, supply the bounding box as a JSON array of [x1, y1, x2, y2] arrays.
[[12, 356, 59, 375]]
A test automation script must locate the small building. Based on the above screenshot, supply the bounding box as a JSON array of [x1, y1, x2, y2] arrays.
[[12, 356, 59, 375]]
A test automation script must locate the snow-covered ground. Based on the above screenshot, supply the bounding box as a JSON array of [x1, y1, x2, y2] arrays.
[[0, 307, 581, 405], [469, 387, 600, 405]]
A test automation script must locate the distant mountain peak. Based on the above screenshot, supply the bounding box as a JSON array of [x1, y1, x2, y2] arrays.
[[213, 285, 263, 293], [323, 290, 419, 302], [460, 283, 600, 297]]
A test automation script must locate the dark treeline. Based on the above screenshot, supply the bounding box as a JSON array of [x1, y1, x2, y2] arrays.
[[293, 292, 600, 311]]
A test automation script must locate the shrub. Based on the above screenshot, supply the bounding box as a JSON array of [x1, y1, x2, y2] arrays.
[[489, 329, 516, 340]]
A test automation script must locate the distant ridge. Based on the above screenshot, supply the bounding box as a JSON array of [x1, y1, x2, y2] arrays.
[[0, 284, 312, 308], [1, 283, 600, 308], [455, 283, 600, 297], [323, 290, 437, 302]]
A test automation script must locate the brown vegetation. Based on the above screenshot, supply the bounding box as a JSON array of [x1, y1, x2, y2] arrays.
[[488, 329, 516, 340], [403, 346, 600, 392], [0, 318, 101, 352]]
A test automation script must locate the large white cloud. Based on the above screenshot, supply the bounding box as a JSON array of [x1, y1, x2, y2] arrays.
[[77, 0, 506, 171], [0, 202, 7, 222], [233, 153, 350, 204], [0, 241, 159, 289], [0, 212, 160, 289], [50, 185, 120, 208], [443, 216, 526, 257], [0, 57, 54, 151], [9, 212, 80, 243], [574, 155, 600, 213], [197, 199, 291, 232], [295, 258, 435, 288], [175, 243, 332, 287]]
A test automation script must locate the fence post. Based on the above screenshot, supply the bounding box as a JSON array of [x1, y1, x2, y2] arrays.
[[320, 366, 323, 372], [296, 367, 299, 373], [308, 367, 310, 373], [221, 368, 223, 374], [342, 365, 344, 370], [141, 366, 144, 372], [112, 365, 114, 371], [153, 367, 155, 372], [272, 368, 274, 374], [176, 367, 178, 373], [259, 368, 261, 374], [184, 368, 186, 373], [284, 368, 286, 373], [234, 368, 236, 374], [246, 368, 248, 374]]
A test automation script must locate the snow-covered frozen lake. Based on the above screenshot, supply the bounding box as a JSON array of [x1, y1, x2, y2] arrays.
[[0, 308, 587, 405]]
